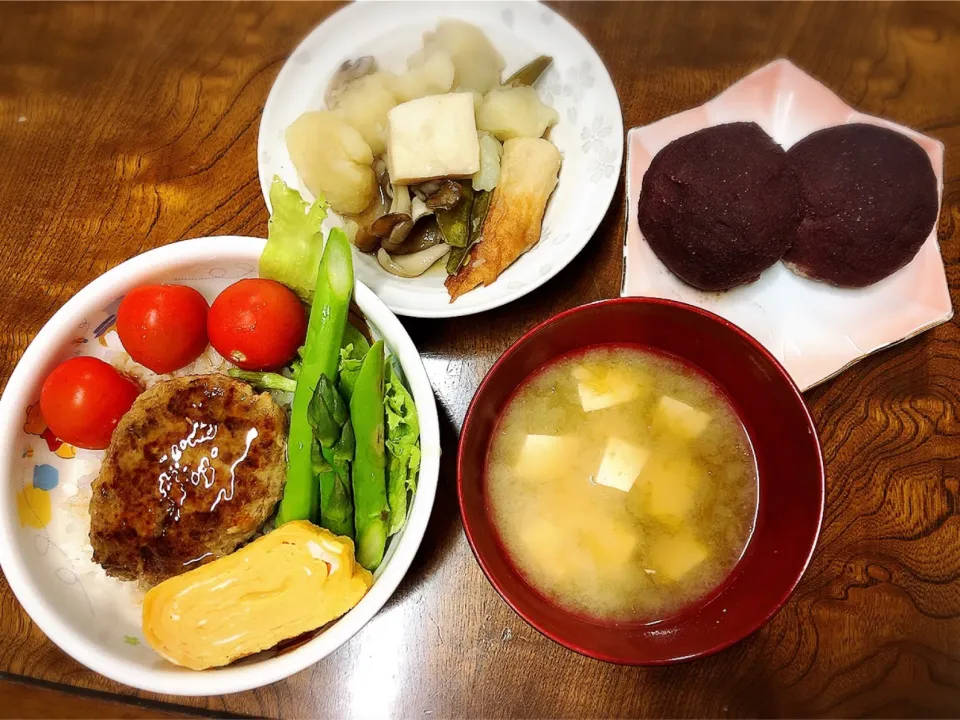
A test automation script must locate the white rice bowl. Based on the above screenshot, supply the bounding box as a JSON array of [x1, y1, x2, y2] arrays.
[[0, 236, 440, 695]]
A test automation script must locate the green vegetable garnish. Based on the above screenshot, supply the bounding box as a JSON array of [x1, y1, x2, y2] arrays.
[[504, 55, 553, 87], [275, 227, 354, 527], [343, 322, 371, 357], [436, 181, 474, 248], [339, 343, 367, 401], [260, 177, 329, 302], [227, 369, 297, 393], [351, 340, 389, 571], [384, 357, 421, 536], [336, 323, 372, 401], [447, 189, 491, 275]]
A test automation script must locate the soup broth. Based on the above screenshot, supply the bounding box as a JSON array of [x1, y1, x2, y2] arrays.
[[487, 346, 758, 622]]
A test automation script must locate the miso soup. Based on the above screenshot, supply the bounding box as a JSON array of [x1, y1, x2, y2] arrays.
[[486, 345, 758, 622]]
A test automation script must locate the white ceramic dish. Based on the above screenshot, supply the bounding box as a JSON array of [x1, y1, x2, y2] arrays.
[[258, 0, 623, 318], [0, 236, 440, 696], [622, 59, 952, 391]]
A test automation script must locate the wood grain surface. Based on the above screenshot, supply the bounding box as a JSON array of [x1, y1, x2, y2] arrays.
[[0, 675, 202, 719], [1, 1, 959, 717]]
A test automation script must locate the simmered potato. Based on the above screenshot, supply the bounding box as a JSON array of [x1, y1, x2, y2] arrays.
[[331, 73, 396, 156], [477, 86, 559, 141], [388, 49, 455, 103], [422, 19, 505, 93], [286, 111, 376, 215], [472, 131, 503, 191]]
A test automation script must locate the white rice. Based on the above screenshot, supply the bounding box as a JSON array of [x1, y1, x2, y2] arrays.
[[100, 330, 231, 388]]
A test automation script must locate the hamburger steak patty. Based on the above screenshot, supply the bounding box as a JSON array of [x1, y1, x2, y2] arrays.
[[90, 374, 287, 584], [637, 122, 801, 292]]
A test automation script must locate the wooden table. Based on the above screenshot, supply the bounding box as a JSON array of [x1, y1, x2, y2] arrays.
[[2, 2, 959, 717]]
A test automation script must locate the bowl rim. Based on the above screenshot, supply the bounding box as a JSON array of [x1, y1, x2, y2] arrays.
[[0, 236, 440, 695], [457, 296, 825, 665], [256, 0, 625, 319]]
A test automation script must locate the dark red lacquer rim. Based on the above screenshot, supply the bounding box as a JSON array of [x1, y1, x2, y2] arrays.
[[457, 297, 825, 665]]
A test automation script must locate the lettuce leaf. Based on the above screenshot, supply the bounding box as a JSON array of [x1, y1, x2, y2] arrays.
[[338, 339, 368, 401], [259, 176, 329, 301], [342, 322, 371, 358], [384, 357, 421, 536]]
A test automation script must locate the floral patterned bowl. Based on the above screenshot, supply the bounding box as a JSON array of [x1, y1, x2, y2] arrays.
[[258, 0, 624, 317], [622, 59, 952, 391], [0, 237, 440, 695]]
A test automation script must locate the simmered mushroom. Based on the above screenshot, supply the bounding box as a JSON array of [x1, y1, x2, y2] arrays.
[[425, 180, 463, 210], [371, 214, 415, 247], [389, 184, 412, 216], [385, 216, 445, 255], [350, 161, 391, 252], [378, 244, 451, 277]]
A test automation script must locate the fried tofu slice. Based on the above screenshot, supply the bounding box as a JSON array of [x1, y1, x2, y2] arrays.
[[446, 137, 561, 301]]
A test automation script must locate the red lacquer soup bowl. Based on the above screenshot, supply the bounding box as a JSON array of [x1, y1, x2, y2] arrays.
[[457, 298, 824, 664]]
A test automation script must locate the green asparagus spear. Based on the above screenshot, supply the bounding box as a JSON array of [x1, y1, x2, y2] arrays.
[[351, 340, 388, 571], [312, 440, 331, 475], [275, 228, 354, 526], [308, 375, 355, 538], [308, 375, 349, 448], [322, 417, 356, 537], [227, 369, 297, 393]]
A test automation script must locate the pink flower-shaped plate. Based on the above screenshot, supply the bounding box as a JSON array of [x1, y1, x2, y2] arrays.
[[622, 59, 951, 391]]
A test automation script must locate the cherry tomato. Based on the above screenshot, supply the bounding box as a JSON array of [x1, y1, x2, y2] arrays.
[[208, 279, 307, 370], [117, 284, 209, 374], [39, 357, 140, 450]]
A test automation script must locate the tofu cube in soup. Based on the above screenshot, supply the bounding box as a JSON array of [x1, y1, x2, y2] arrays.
[[649, 532, 709, 582], [654, 396, 711, 440], [595, 438, 649, 492], [520, 518, 574, 582], [573, 365, 643, 412], [386, 93, 480, 184], [582, 520, 640, 568], [645, 456, 701, 526], [514, 435, 576, 481], [487, 345, 758, 622]]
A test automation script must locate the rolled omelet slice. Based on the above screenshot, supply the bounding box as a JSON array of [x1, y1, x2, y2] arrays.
[[143, 521, 373, 670]]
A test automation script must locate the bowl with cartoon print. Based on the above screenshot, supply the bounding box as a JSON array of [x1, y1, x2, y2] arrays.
[[0, 236, 440, 695]]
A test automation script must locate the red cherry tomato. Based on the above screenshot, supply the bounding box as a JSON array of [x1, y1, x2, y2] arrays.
[[40, 357, 140, 450], [208, 279, 307, 370], [117, 284, 209, 374]]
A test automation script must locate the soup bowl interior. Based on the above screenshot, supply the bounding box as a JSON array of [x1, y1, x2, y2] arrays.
[[0, 236, 440, 694], [458, 298, 824, 664]]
